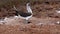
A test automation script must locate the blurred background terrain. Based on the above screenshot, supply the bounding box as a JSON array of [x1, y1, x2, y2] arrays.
[[0, 0, 60, 34], [0, 0, 60, 18]]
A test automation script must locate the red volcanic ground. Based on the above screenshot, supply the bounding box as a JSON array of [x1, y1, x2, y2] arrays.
[[0, 0, 60, 34]]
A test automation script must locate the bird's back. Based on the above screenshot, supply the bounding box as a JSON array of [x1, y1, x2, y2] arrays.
[[18, 11, 32, 17]]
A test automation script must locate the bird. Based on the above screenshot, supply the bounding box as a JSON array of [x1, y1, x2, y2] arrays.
[[13, 3, 33, 23]]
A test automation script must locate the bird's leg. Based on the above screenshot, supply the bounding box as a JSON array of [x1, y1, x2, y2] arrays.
[[25, 19, 31, 24], [23, 19, 28, 24], [25, 19, 29, 24]]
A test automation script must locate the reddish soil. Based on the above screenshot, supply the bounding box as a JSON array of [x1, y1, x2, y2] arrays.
[[0, 0, 60, 34]]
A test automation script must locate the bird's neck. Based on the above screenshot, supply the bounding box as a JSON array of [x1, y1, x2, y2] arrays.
[[26, 5, 32, 13]]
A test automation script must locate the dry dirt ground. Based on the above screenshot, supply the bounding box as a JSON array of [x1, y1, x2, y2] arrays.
[[0, 16, 60, 34], [0, 1, 60, 34]]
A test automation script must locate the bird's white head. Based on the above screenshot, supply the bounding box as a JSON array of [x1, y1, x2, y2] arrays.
[[27, 3, 30, 6]]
